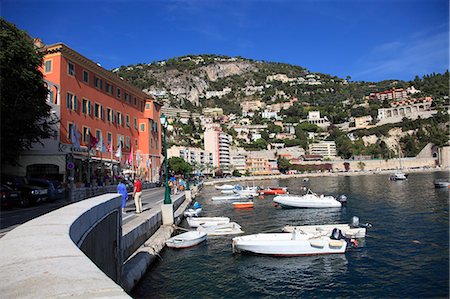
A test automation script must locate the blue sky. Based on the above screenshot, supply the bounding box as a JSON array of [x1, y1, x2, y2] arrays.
[[3, 0, 449, 82]]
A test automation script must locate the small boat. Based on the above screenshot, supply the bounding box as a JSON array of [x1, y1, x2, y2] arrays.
[[166, 231, 207, 248], [197, 222, 243, 236], [434, 179, 449, 188], [212, 194, 251, 201], [183, 201, 202, 217], [234, 189, 259, 197], [269, 186, 288, 191], [187, 217, 230, 228], [389, 171, 408, 181], [283, 224, 365, 238], [303, 178, 309, 182], [215, 184, 235, 190], [273, 189, 343, 208], [261, 189, 287, 195], [232, 228, 355, 256], [184, 208, 202, 217], [233, 201, 254, 209], [221, 190, 234, 194]]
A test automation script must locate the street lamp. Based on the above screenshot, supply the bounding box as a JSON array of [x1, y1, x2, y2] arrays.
[[160, 113, 171, 204]]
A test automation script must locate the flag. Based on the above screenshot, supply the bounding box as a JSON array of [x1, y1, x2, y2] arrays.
[[136, 151, 141, 166], [128, 147, 133, 165], [96, 134, 106, 152], [89, 132, 98, 150], [107, 142, 113, 153], [115, 142, 122, 158], [70, 124, 81, 149]]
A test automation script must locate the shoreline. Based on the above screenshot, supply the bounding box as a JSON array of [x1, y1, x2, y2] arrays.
[[203, 167, 448, 186]]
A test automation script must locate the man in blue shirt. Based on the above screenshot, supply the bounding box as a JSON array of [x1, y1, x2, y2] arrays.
[[117, 180, 128, 214]]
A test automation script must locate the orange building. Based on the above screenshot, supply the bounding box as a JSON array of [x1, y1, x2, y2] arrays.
[[34, 41, 162, 185]]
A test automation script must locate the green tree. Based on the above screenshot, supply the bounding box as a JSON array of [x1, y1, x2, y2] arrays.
[[277, 157, 292, 174], [1, 18, 57, 165], [168, 157, 192, 175]]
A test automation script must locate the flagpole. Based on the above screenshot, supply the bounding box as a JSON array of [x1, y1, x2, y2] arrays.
[[87, 133, 91, 187], [110, 139, 114, 184], [132, 148, 135, 181]]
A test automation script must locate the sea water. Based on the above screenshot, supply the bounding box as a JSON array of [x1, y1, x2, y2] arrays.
[[132, 171, 449, 298]]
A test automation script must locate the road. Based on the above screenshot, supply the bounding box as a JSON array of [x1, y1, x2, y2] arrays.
[[0, 187, 166, 237]]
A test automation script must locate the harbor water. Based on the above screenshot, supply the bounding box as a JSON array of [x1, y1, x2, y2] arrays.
[[132, 171, 449, 298]]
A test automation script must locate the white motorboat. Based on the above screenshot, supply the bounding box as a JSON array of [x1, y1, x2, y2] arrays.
[[212, 194, 251, 201], [283, 224, 365, 238], [434, 179, 449, 188], [215, 184, 236, 190], [232, 229, 352, 256], [273, 189, 343, 208], [187, 217, 230, 228], [197, 222, 244, 236], [166, 231, 207, 248], [234, 189, 259, 197], [183, 208, 202, 217], [389, 171, 408, 181], [221, 190, 234, 194]]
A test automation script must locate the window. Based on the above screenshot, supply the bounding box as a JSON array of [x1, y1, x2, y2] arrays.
[[107, 132, 112, 145], [82, 127, 90, 143], [68, 62, 75, 76], [106, 108, 112, 122], [44, 60, 52, 73], [117, 87, 121, 99], [126, 115, 130, 127], [145, 102, 151, 110], [94, 103, 101, 118], [140, 123, 146, 132], [82, 98, 89, 114], [106, 82, 113, 94], [134, 97, 137, 106], [134, 118, 137, 130], [95, 130, 101, 142], [67, 122, 74, 139], [125, 93, 130, 103], [117, 134, 124, 147], [66, 93, 77, 111], [83, 70, 89, 83], [88, 102, 92, 116], [126, 136, 130, 148], [94, 77, 103, 89], [140, 101, 144, 112], [135, 139, 138, 147], [117, 112, 123, 126]]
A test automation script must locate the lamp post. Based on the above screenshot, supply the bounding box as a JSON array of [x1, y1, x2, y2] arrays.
[[160, 113, 171, 204]]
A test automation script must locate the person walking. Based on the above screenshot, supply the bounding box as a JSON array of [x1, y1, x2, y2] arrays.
[[133, 177, 143, 214], [117, 179, 128, 214]]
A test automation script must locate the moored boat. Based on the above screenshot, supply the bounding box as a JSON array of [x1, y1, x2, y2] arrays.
[[187, 217, 230, 228], [273, 189, 343, 208], [212, 194, 251, 201], [283, 224, 365, 238], [197, 222, 243, 236], [389, 171, 408, 181], [166, 231, 207, 248], [214, 184, 235, 190], [433, 179, 449, 188], [232, 228, 354, 256], [232, 201, 254, 209], [261, 189, 287, 195], [184, 207, 202, 217]]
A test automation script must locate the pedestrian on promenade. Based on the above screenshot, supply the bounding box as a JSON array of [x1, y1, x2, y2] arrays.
[[117, 179, 128, 214], [133, 177, 143, 214]]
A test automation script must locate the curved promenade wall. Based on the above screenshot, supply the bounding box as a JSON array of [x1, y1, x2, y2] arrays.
[[0, 193, 130, 298]]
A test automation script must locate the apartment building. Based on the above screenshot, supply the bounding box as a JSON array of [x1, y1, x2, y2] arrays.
[[308, 141, 337, 159], [204, 128, 231, 172], [20, 41, 162, 184], [167, 146, 213, 173], [369, 88, 408, 101]]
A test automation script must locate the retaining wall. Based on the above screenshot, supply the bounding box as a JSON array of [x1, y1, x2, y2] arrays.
[[0, 194, 129, 298]]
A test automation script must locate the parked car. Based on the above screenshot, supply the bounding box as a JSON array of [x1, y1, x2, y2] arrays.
[[0, 184, 24, 208], [28, 178, 65, 202], [1, 175, 47, 206]]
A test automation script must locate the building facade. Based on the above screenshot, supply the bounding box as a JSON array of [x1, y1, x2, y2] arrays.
[[167, 146, 213, 174], [204, 128, 231, 172], [12, 42, 162, 184], [308, 141, 337, 158]]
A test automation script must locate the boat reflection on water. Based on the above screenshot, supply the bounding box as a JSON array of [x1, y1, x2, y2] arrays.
[[235, 254, 348, 296]]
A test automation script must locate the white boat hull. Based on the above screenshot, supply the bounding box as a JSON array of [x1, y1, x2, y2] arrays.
[[197, 222, 243, 236], [221, 190, 234, 194], [187, 217, 230, 228], [212, 194, 250, 201], [283, 224, 366, 238], [183, 208, 202, 217], [274, 194, 342, 208], [215, 184, 235, 190], [166, 231, 207, 248], [232, 233, 347, 256]]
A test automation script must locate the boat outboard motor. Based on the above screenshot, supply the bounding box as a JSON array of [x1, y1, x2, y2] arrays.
[[350, 216, 373, 228], [331, 228, 359, 248]]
